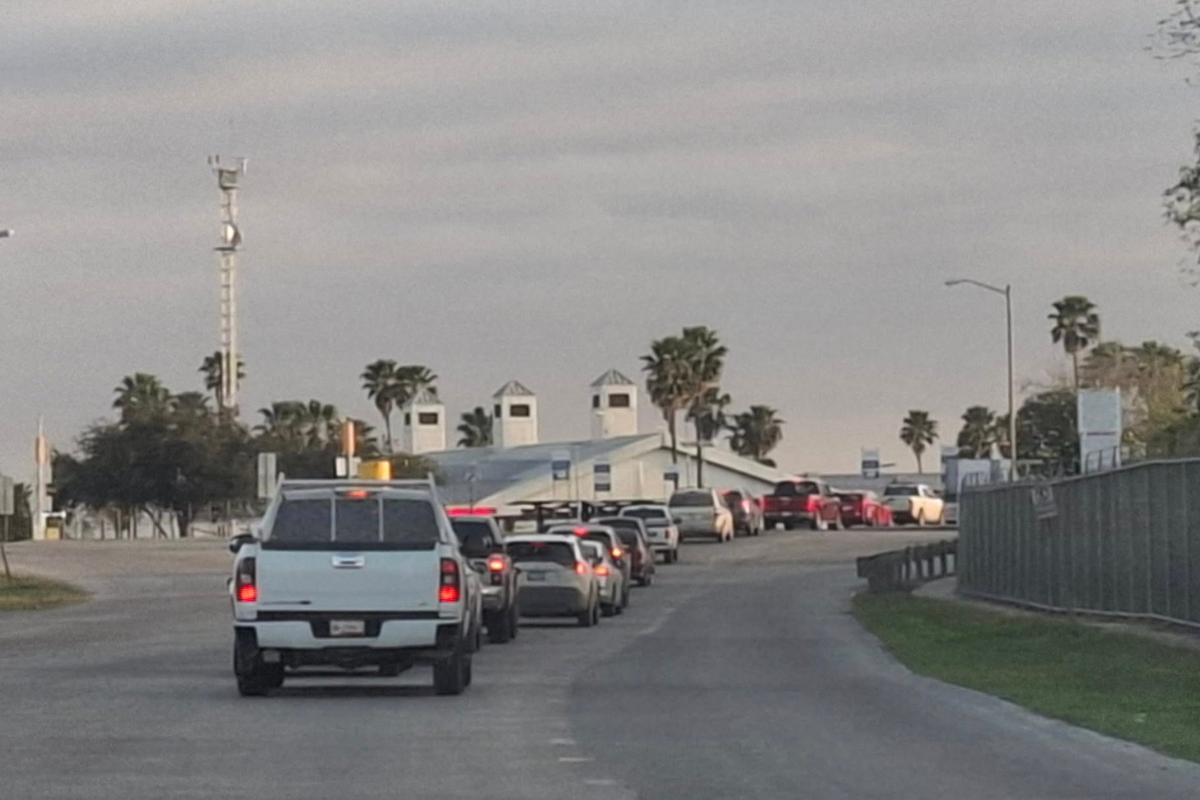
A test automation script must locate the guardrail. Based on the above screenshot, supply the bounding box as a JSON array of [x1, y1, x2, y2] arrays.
[[856, 540, 957, 593]]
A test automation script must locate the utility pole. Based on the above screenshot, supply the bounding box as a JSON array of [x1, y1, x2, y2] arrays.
[[209, 156, 246, 416]]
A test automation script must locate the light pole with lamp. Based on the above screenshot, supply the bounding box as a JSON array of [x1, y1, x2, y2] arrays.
[[944, 279, 1016, 480]]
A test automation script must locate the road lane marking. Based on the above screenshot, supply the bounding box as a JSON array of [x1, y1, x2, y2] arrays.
[[582, 778, 617, 786], [549, 738, 577, 746], [639, 605, 677, 636], [558, 756, 594, 763]]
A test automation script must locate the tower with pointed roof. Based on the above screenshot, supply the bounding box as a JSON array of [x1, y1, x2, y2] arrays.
[[401, 389, 446, 454], [590, 369, 638, 439], [492, 380, 539, 448]]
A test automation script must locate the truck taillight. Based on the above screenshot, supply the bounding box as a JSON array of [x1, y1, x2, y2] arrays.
[[595, 564, 610, 577], [439, 558, 461, 603], [235, 557, 257, 603], [487, 556, 505, 572], [575, 561, 589, 576]]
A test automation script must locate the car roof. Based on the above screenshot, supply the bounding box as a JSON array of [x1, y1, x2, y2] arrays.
[[546, 523, 615, 535], [620, 504, 667, 512], [505, 534, 579, 545]]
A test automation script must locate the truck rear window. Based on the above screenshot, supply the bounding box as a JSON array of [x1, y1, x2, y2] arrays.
[[772, 481, 818, 497], [884, 486, 919, 497], [265, 496, 440, 549], [621, 508, 668, 522], [508, 541, 576, 567]]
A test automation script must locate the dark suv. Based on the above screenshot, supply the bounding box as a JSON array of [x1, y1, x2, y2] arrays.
[[594, 517, 656, 587], [450, 516, 520, 644]]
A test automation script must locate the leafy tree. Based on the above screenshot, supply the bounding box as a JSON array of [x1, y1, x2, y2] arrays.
[[113, 373, 171, 423], [362, 359, 401, 452], [682, 326, 727, 487], [641, 336, 697, 464], [199, 351, 245, 410], [1015, 389, 1079, 474], [457, 407, 493, 448], [688, 389, 731, 444], [956, 406, 996, 459], [899, 410, 938, 473], [728, 405, 784, 466], [1048, 296, 1101, 392]]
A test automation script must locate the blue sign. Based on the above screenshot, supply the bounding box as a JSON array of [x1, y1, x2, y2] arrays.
[[594, 461, 611, 493]]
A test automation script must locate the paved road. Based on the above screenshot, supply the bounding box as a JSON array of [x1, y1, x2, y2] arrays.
[[2, 530, 1198, 799]]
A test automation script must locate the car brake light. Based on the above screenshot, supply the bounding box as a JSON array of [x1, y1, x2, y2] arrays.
[[487, 556, 505, 572], [575, 562, 588, 576], [343, 489, 370, 499], [234, 556, 256, 603], [573, 527, 588, 536], [611, 547, 623, 559], [595, 564, 610, 576], [439, 558, 461, 603], [741, 500, 750, 513]]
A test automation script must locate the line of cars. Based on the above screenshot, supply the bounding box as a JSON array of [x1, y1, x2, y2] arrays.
[[226, 480, 690, 697]]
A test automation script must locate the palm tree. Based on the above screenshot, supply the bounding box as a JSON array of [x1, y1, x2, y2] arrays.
[[199, 351, 245, 409], [113, 373, 171, 422], [1080, 341, 1127, 388], [956, 406, 996, 459], [171, 392, 212, 420], [396, 365, 438, 401], [1049, 296, 1101, 392], [299, 400, 340, 447], [682, 326, 727, 487], [641, 336, 697, 464], [362, 360, 401, 451], [255, 401, 307, 445], [688, 389, 731, 444], [899, 410, 938, 473], [457, 407, 493, 448], [728, 405, 784, 465]]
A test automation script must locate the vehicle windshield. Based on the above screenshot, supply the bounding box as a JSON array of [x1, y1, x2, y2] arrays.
[[837, 493, 863, 502], [507, 541, 576, 567], [265, 496, 440, 549], [621, 507, 669, 522], [670, 492, 714, 507], [884, 486, 920, 497], [596, 518, 640, 535], [450, 519, 496, 554], [772, 482, 820, 497]]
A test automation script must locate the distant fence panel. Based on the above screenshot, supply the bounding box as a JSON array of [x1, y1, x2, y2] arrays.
[[959, 458, 1200, 628]]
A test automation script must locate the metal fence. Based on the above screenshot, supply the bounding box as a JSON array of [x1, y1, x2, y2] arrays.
[[959, 458, 1200, 628]]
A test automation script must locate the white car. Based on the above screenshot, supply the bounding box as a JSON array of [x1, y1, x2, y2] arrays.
[[881, 483, 946, 526], [506, 534, 601, 627], [229, 479, 483, 697], [580, 539, 624, 617], [618, 504, 681, 562], [668, 488, 735, 543]]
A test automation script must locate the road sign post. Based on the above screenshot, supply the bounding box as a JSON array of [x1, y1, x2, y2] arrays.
[[0, 474, 13, 581]]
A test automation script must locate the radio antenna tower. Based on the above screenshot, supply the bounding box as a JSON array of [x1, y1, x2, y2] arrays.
[[209, 155, 246, 415]]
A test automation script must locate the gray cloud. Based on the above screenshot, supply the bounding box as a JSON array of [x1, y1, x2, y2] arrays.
[[0, 1, 1195, 478]]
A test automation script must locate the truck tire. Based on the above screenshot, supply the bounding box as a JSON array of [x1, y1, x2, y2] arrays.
[[508, 602, 520, 640], [602, 600, 617, 617], [233, 635, 271, 698], [487, 608, 513, 644], [434, 642, 468, 695]]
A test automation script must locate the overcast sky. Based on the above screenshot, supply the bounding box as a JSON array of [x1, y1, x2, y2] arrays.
[[1, 1, 1196, 480]]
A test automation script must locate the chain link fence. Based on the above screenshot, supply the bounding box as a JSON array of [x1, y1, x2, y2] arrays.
[[959, 458, 1200, 628]]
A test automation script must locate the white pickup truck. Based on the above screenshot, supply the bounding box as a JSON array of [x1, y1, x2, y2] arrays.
[[229, 479, 483, 697]]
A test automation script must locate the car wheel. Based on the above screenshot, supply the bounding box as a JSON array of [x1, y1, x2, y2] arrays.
[[487, 609, 513, 644], [434, 639, 469, 695], [672, 548, 680, 563], [463, 655, 473, 687], [602, 601, 616, 618], [509, 602, 520, 639], [641, 572, 653, 588], [578, 601, 596, 627], [379, 662, 401, 678]]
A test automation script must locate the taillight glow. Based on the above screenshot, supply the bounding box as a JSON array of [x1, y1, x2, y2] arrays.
[[595, 564, 610, 576], [573, 527, 588, 536], [741, 500, 750, 513], [487, 556, 505, 572], [439, 558, 461, 603], [575, 562, 588, 575], [446, 506, 497, 517], [236, 583, 257, 603], [343, 490, 370, 499], [611, 547, 623, 559]]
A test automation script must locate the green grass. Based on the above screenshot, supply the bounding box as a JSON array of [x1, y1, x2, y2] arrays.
[[853, 592, 1200, 763], [0, 574, 88, 611]]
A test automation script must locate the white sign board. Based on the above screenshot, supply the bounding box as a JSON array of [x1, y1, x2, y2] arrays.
[[551, 451, 571, 481], [861, 448, 880, 479], [0, 475, 13, 517], [1078, 389, 1122, 472], [593, 460, 611, 493], [257, 452, 278, 500]]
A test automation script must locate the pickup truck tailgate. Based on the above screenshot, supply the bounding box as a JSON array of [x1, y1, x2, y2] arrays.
[[257, 550, 441, 613]]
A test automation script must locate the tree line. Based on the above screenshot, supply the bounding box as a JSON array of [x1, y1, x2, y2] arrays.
[[899, 294, 1200, 475]]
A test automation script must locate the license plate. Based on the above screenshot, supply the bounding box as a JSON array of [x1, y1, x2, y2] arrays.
[[526, 572, 547, 582], [329, 619, 365, 637]]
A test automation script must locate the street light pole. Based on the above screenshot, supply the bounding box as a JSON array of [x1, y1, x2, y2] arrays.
[[945, 278, 1017, 480]]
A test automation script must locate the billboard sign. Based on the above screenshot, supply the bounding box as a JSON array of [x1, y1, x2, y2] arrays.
[[1078, 389, 1122, 473], [861, 448, 880, 479], [551, 451, 571, 481]]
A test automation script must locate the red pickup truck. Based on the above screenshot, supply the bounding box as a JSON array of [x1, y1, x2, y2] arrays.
[[762, 479, 843, 531]]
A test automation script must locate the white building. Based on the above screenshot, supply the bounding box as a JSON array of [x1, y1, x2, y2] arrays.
[[492, 380, 539, 448], [401, 389, 446, 454], [428, 432, 788, 508], [590, 369, 638, 439]]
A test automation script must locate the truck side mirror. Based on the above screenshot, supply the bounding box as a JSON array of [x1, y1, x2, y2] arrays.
[[228, 533, 255, 554]]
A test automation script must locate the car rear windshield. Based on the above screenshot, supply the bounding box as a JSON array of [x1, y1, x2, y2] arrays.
[[507, 541, 576, 567], [621, 507, 668, 522], [772, 481, 819, 497], [884, 486, 919, 496], [264, 495, 440, 550], [837, 493, 863, 501], [670, 492, 713, 507], [596, 518, 640, 535], [450, 519, 496, 554]]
